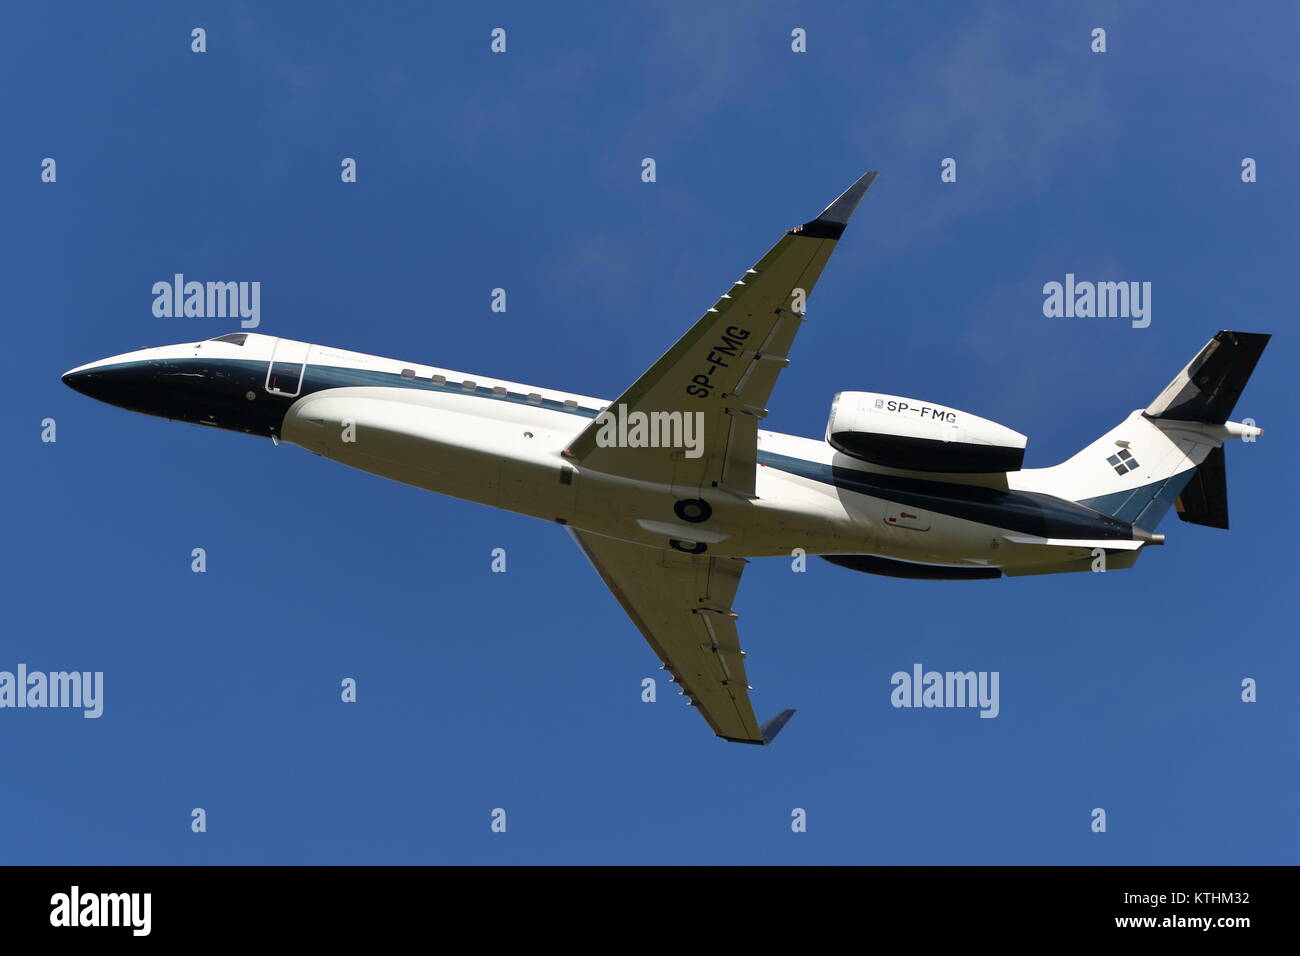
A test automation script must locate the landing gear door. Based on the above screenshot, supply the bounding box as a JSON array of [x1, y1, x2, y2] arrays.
[[266, 338, 312, 398]]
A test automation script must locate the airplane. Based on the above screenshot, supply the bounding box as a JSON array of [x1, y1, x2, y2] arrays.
[[62, 171, 1269, 747]]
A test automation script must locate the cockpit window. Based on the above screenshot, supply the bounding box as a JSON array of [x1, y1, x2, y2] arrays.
[[208, 333, 248, 345]]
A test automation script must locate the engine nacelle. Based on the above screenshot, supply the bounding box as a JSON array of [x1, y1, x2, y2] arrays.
[[826, 392, 1027, 473]]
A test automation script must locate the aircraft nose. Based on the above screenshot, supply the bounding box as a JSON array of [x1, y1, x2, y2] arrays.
[[61, 366, 96, 396], [61, 360, 144, 407]]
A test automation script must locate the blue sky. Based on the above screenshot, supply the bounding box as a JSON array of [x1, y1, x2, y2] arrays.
[[4, 1, 1296, 864]]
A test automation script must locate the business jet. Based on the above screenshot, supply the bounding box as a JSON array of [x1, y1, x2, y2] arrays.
[[63, 171, 1269, 746]]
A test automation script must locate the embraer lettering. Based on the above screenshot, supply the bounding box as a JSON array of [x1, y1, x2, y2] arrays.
[[686, 325, 750, 397]]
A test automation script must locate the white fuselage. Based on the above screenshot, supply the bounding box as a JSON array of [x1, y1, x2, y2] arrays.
[[63, 333, 1167, 576], [271, 339, 1107, 571]]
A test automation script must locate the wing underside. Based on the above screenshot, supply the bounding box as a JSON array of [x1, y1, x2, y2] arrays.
[[570, 529, 793, 745], [559, 174, 878, 744], [564, 171, 879, 500]]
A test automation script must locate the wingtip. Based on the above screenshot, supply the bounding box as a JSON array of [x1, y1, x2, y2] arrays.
[[718, 708, 797, 746], [758, 708, 797, 745], [791, 170, 878, 240]]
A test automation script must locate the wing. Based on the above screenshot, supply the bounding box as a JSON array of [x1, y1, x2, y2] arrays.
[[570, 528, 795, 745], [564, 171, 878, 500]]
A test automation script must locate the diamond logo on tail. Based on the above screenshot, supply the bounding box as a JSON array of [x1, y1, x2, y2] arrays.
[[1106, 448, 1141, 475]]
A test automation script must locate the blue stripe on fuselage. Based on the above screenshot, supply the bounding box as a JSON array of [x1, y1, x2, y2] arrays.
[[755, 450, 1137, 542], [1079, 469, 1195, 528]]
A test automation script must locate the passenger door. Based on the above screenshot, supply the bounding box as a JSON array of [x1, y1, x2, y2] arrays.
[[266, 338, 312, 398]]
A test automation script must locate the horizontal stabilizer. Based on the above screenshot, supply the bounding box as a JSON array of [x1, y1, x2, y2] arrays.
[[1002, 533, 1147, 551], [1147, 330, 1270, 424], [1176, 445, 1229, 529]]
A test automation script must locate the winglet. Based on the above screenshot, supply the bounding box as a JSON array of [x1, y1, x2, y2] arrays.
[[719, 708, 797, 746], [758, 708, 797, 744], [790, 170, 879, 240]]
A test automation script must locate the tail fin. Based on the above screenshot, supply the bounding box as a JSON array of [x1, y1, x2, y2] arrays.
[[1027, 331, 1269, 531]]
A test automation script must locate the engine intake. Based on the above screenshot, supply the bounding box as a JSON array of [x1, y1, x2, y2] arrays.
[[826, 392, 1027, 473]]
